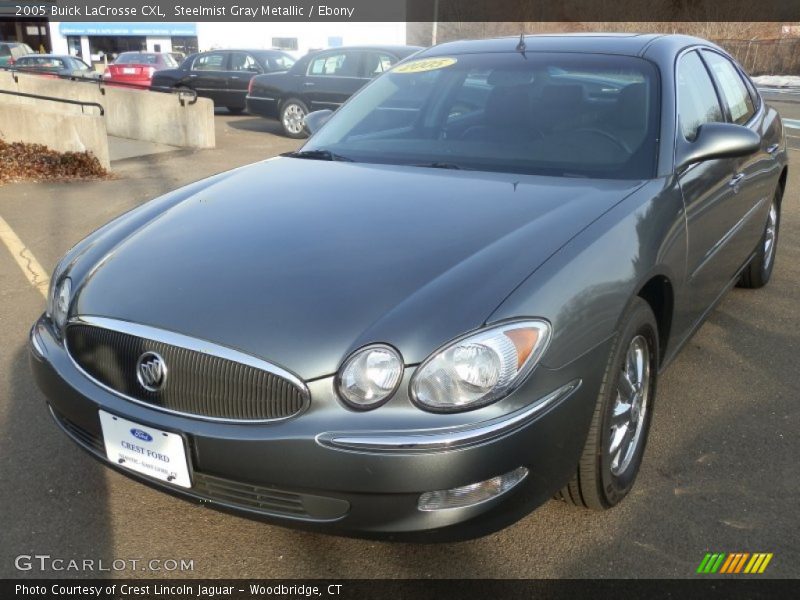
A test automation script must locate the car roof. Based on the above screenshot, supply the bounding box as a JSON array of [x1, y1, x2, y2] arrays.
[[18, 54, 72, 59], [309, 45, 423, 54], [422, 33, 716, 58], [200, 48, 290, 54]]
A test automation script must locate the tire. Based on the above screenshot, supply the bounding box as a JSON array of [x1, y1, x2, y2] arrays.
[[738, 189, 781, 289], [226, 106, 244, 115], [560, 297, 659, 509], [280, 98, 309, 139]]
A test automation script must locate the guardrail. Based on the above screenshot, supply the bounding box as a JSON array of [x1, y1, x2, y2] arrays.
[[0, 88, 104, 115], [0, 66, 198, 106]]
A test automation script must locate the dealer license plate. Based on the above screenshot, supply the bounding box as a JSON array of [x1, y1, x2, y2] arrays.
[[99, 410, 192, 488]]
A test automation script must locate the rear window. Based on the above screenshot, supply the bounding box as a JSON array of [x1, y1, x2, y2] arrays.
[[115, 53, 170, 66], [10, 44, 33, 58], [306, 52, 661, 179], [0, 46, 12, 57]]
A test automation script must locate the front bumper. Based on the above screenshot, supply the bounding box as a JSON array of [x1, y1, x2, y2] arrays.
[[29, 315, 610, 541]]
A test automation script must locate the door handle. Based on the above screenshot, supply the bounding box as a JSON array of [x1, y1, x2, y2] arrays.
[[729, 173, 745, 190], [303, 82, 315, 87], [766, 143, 780, 155], [188, 74, 197, 78]]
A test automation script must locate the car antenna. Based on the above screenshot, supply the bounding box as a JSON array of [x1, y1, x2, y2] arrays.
[[516, 33, 527, 59]]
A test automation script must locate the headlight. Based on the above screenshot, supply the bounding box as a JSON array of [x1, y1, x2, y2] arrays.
[[47, 277, 72, 333], [410, 320, 551, 412], [336, 344, 404, 409]]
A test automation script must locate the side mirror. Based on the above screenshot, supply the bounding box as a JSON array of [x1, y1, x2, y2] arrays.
[[677, 123, 761, 170], [304, 109, 333, 135]]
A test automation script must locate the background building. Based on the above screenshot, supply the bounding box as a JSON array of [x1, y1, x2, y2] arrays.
[[0, 17, 50, 52], [46, 21, 407, 64]]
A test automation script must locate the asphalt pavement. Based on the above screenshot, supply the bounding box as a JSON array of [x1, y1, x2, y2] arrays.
[[0, 109, 797, 579]]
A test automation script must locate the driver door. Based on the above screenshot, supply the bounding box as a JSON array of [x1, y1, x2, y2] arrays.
[[675, 50, 741, 321]]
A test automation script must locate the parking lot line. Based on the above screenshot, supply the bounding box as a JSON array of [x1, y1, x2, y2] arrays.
[[0, 214, 49, 298]]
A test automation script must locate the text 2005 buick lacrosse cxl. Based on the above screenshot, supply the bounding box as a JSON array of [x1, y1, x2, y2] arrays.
[[30, 34, 787, 540]]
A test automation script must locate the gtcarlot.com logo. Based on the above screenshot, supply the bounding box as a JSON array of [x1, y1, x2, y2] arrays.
[[696, 552, 773, 574], [14, 554, 194, 573]]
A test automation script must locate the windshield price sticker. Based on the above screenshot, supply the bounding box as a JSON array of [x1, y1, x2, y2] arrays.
[[393, 57, 458, 74]]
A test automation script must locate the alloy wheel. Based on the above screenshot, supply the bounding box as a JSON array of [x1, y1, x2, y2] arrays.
[[283, 104, 306, 135], [609, 334, 651, 476], [763, 201, 778, 271]]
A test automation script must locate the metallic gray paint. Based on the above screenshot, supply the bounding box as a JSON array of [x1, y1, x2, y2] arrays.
[[30, 34, 789, 539]]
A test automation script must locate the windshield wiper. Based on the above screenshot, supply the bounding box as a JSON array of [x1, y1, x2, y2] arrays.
[[414, 161, 468, 170], [281, 149, 353, 162]]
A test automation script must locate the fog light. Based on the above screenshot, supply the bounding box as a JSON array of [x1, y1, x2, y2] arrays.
[[418, 466, 528, 511]]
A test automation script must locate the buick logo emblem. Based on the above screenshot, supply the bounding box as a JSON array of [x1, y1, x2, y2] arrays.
[[136, 351, 167, 392]]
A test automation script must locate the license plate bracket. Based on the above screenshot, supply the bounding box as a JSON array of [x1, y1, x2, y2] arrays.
[[99, 410, 192, 488]]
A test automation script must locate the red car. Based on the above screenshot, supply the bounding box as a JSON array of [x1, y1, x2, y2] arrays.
[[103, 52, 178, 88]]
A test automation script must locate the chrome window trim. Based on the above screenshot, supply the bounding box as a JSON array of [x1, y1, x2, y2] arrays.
[[64, 315, 311, 424], [317, 380, 580, 453]]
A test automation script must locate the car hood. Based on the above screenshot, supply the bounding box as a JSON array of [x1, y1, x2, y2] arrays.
[[73, 158, 642, 379]]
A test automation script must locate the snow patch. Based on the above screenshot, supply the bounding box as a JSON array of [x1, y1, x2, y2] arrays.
[[752, 75, 800, 88]]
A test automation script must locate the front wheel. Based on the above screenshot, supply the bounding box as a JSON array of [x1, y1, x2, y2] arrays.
[[559, 297, 659, 509], [738, 190, 781, 289], [280, 98, 309, 139]]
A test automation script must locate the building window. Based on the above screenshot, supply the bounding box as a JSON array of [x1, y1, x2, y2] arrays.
[[88, 36, 146, 63], [67, 36, 82, 58], [272, 37, 298, 51]]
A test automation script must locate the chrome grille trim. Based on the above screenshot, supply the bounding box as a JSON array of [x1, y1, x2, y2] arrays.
[[65, 315, 310, 423]]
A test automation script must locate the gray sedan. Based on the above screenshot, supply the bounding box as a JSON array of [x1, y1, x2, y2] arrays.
[[30, 34, 787, 540]]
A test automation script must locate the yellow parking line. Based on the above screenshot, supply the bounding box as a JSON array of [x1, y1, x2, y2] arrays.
[[0, 214, 49, 298]]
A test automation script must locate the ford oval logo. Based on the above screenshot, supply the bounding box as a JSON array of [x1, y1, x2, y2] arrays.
[[130, 428, 153, 442]]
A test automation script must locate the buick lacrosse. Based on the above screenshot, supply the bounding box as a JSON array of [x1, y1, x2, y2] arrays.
[[30, 34, 787, 540]]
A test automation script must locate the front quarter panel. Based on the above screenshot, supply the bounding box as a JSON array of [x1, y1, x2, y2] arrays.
[[490, 179, 686, 370]]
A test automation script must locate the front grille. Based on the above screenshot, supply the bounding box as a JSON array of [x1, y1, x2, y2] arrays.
[[193, 472, 308, 516], [65, 323, 308, 421], [49, 408, 348, 521], [52, 408, 105, 454]]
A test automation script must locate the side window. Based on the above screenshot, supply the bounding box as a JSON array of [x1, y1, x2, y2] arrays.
[[192, 52, 225, 71], [269, 54, 295, 71], [307, 52, 360, 77], [230, 52, 260, 72], [741, 72, 761, 111], [676, 51, 724, 142], [364, 52, 398, 77], [701, 51, 755, 125]]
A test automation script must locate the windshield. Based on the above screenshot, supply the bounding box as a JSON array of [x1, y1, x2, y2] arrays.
[[304, 52, 660, 179]]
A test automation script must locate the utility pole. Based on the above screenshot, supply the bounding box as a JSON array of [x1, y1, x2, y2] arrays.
[[432, 0, 439, 45]]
